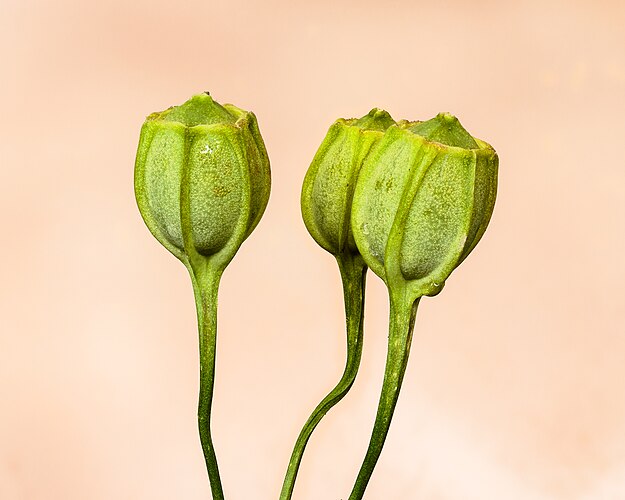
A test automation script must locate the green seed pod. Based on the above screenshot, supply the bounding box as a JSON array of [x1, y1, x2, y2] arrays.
[[133, 93, 271, 500], [347, 114, 498, 500], [301, 108, 396, 256], [351, 112, 498, 297], [134, 92, 271, 268], [280, 110, 396, 500]]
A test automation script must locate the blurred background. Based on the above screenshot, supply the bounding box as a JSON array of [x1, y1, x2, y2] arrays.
[[1, 0, 624, 498]]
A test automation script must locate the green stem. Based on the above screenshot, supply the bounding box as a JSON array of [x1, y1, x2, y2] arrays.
[[279, 253, 367, 500], [348, 288, 419, 500], [190, 262, 225, 500]]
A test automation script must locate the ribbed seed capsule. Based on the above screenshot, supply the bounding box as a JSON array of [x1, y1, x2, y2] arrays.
[[133, 93, 271, 500], [301, 108, 396, 256], [347, 112, 498, 500], [351, 112, 498, 296], [280, 109, 396, 500], [134, 92, 271, 266]]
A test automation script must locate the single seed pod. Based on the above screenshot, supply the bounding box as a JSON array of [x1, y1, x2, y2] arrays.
[[281, 109, 395, 500], [351, 112, 498, 296], [133, 93, 271, 499], [347, 114, 498, 500], [134, 92, 271, 267], [301, 108, 396, 256]]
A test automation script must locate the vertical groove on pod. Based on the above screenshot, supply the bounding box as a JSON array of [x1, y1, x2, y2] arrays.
[[211, 128, 251, 269], [385, 139, 439, 285], [236, 127, 254, 247], [135, 124, 184, 261], [460, 149, 485, 261], [180, 128, 195, 259]]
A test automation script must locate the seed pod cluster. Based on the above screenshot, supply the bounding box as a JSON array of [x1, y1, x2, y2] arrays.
[[305, 111, 497, 297]]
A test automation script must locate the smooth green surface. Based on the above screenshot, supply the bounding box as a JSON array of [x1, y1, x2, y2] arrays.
[[280, 253, 366, 500], [134, 93, 271, 500], [349, 287, 419, 500], [348, 112, 498, 499], [190, 262, 223, 500]]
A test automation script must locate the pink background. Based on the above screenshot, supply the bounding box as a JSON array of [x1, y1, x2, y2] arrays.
[[2, 0, 625, 498]]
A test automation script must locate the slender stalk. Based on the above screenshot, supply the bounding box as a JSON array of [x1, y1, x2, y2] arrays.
[[348, 288, 419, 500], [190, 262, 225, 500], [279, 253, 367, 500]]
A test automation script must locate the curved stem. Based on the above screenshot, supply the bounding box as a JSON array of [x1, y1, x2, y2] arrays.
[[190, 262, 225, 500], [279, 253, 367, 500], [348, 288, 419, 500]]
